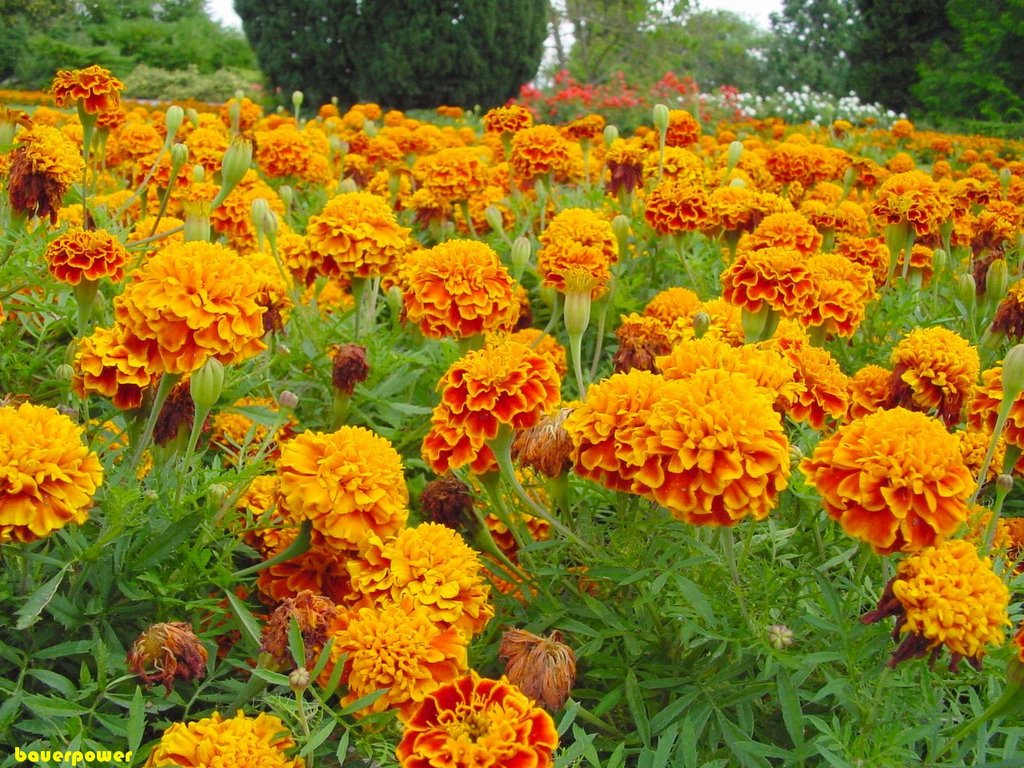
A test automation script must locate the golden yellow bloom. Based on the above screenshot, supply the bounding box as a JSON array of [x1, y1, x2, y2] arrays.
[[643, 177, 713, 236], [863, 540, 1010, 670], [847, 364, 891, 420], [397, 671, 558, 768], [44, 227, 128, 286], [144, 711, 303, 768], [210, 396, 294, 463], [72, 325, 156, 410], [742, 211, 822, 255], [417, 146, 489, 204], [801, 253, 877, 337], [955, 426, 1006, 484], [114, 241, 266, 375], [482, 104, 533, 136], [305, 191, 410, 279], [404, 240, 519, 339], [766, 141, 817, 187], [887, 327, 979, 427], [185, 125, 230, 174], [538, 208, 618, 295], [871, 170, 952, 237], [51, 65, 124, 114], [801, 408, 975, 554], [709, 186, 787, 234], [348, 523, 493, 638], [0, 402, 103, 543], [643, 286, 703, 329], [276, 426, 408, 553], [323, 598, 468, 719], [8, 124, 84, 223], [127, 622, 208, 693]]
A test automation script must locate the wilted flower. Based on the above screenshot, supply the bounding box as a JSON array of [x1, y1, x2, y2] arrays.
[[329, 343, 371, 396], [499, 629, 576, 711], [8, 124, 84, 223], [144, 711, 303, 768], [127, 622, 209, 693], [419, 473, 475, 531], [511, 406, 575, 478], [259, 590, 338, 671], [612, 313, 674, 373]]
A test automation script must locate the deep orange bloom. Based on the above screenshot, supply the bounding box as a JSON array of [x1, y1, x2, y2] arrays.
[[509, 124, 572, 184], [421, 407, 498, 475], [482, 104, 533, 135], [51, 65, 124, 114], [644, 177, 713, 236], [396, 671, 558, 768], [44, 228, 129, 286], [305, 191, 410, 279], [968, 364, 1024, 450], [871, 170, 952, 237], [742, 211, 823, 256], [417, 146, 489, 205], [834, 235, 890, 288], [538, 208, 618, 295], [847, 364, 891, 420], [770, 337, 850, 428], [801, 253, 877, 337], [144, 711, 303, 768], [801, 408, 975, 553], [664, 109, 702, 147], [886, 327, 979, 427], [721, 246, 816, 319], [72, 325, 156, 410]]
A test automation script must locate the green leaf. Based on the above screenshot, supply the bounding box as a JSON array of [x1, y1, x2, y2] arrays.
[[337, 686, 388, 716], [334, 728, 350, 764], [16, 566, 68, 630], [127, 685, 145, 754], [25, 669, 76, 697], [133, 511, 205, 571], [288, 615, 306, 670], [299, 719, 335, 757], [557, 698, 580, 737], [224, 587, 262, 647], [651, 723, 680, 768], [22, 693, 90, 718], [777, 668, 805, 746], [626, 669, 651, 747]]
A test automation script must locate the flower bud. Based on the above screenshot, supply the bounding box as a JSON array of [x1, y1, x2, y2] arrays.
[[251, 197, 271, 237], [987, 258, 1009, 303], [1002, 344, 1024, 404], [278, 185, 293, 211], [728, 177, 747, 188], [191, 164, 205, 183], [169, 142, 189, 171], [164, 105, 184, 139], [931, 248, 947, 276], [338, 178, 359, 194], [726, 140, 744, 171], [189, 357, 225, 410], [362, 120, 378, 138], [278, 390, 299, 410], [612, 214, 631, 258], [957, 273, 977, 311], [220, 136, 253, 189], [385, 284, 404, 320], [291, 90, 304, 114], [185, 108, 200, 129], [289, 667, 311, 692], [1000, 167, 1012, 193], [996, 473, 1014, 493], [228, 99, 241, 133], [55, 363, 74, 382], [693, 310, 711, 338], [603, 124, 619, 147], [208, 483, 229, 507], [563, 274, 595, 339], [653, 104, 670, 134], [484, 204, 505, 235], [510, 236, 532, 282], [768, 623, 794, 650]]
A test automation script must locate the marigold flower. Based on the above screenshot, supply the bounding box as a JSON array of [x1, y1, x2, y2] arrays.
[[417, 146, 489, 205], [801, 253, 877, 337], [8, 124, 84, 223], [742, 211, 822, 255], [886, 327, 979, 427], [612, 313, 674, 373], [643, 177, 713, 236], [260, 590, 338, 670], [956, 426, 1006, 484], [604, 137, 646, 195], [709, 186, 785, 235], [871, 170, 952, 237], [404, 241, 519, 339], [500, 629, 576, 711], [664, 109, 701, 147], [537, 208, 618, 296], [509, 124, 572, 185], [499, 329, 568, 380], [643, 146, 704, 185], [305, 191, 410, 279], [127, 622, 209, 693], [642, 286, 703, 329], [847, 364, 891, 419], [0, 402, 104, 543], [862, 540, 1010, 670], [114, 241, 266, 375], [766, 141, 817, 187], [220, 96, 264, 132], [419, 473, 475, 531], [44, 227, 128, 286], [144, 711, 303, 768], [329, 343, 370, 396], [991, 279, 1024, 341], [968, 364, 1024, 450], [276, 426, 408, 553], [482, 105, 533, 136], [421, 407, 498, 476], [396, 671, 558, 768], [348, 523, 493, 638], [72, 325, 156, 410], [51, 65, 124, 114], [721, 246, 816, 319], [209, 396, 294, 463], [323, 598, 468, 719], [769, 336, 850, 428], [801, 408, 975, 554], [256, 537, 355, 606]]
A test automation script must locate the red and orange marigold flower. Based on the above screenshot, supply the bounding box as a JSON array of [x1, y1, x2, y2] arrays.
[[871, 170, 952, 237], [886, 326, 979, 427], [721, 246, 816, 319], [305, 191, 410, 279], [644, 177, 713, 236], [44, 227, 129, 286], [538, 208, 618, 295], [51, 65, 124, 114]]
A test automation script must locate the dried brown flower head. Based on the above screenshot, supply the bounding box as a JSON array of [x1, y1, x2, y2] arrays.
[[259, 590, 338, 671], [127, 622, 208, 693], [499, 628, 576, 711]]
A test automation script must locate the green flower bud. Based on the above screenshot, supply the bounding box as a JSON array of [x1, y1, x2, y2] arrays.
[[221, 137, 253, 189], [251, 197, 271, 236], [726, 140, 744, 171], [164, 105, 184, 139], [228, 99, 241, 133], [338, 178, 359, 194], [693, 310, 711, 338], [957, 273, 977, 311], [186, 108, 200, 129], [1002, 344, 1024, 404], [191, 164, 205, 183], [291, 90, 304, 113], [278, 390, 299, 410], [362, 120, 378, 138], [208, 483, 229, 507], [931, 248, 948, 275], [278, 185, 294, 211], [169, 142, 189, 171], [563, 284, 593, 339], [653, 104, 670, 134], [484, 205, 505, 235], [510, 236, 532, 282], [385, 284, 404, 320], [767, 624, 794, 650], [603, 124, 619, 147], [987, 258, 1009, 303], [190, 358, 225, 410], [55, 363, 74, 382], [996, 473, 1014, 493]]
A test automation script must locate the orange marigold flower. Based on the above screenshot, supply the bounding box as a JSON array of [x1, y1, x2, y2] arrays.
[[404, 240, 519, 340], [847, 364, 891, 419], [499, 629, 577, 711], [210, 171, 286, 253], [643, 177, 713, 236], [348, 523, 494, 638], [765, 141, 817, 186], [305, 191, 410, 279], [565, 113, 606, 142], [801, 408, 975, 554], [8, 124, 84, 223], [709, 185, 784, 234], [51, 65, 124, 114], [742, 211, 822, 255], [955, 426, 1006, 484], [500, 329, 568, 380], [482, 104, 533, 135], [210, 396, 294, 463], [770, 337, 850, 429], [255, 124, 325, 180], [968, 364, 1024, 450], [396, 671, 558, 768], [720, 246, 816, 319], [801, 253, 877, 337], [322, 598, 468, 719], [421, 407, 498, 475], [72, 325, 156, 410], [664, 109, 701, 147], [235, 474, 291, 556], [114, 241, 266, 375], [603, 137, 646, 195], [538, 208, 618, 295], [509, 124, 572, 185], [886, 327, 979, 427], [895, 243, 935, 286], [127, 621, 208, 693], [257, 537, 355, 606], [144, 711, 303, 768], [0, 402, 104, 543], [276, 426, 408, 553], [417, 146, 489, 204], [834, 235, 890, 287], [642, 286, 703, 328], [871, 170, 952, 237], [220, 96, 264, 132], [862, 540, 1010, 670], [44, 227, 128, 286]]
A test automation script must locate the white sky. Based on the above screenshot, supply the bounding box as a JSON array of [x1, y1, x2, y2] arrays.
[[205, 1, 782, 32]]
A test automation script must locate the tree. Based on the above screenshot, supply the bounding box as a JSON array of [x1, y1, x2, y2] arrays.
[[763, 0, 859, 97], [913, 0, 1024, 121], [846, 0, 954, 113], [235, 0, 548, 110]]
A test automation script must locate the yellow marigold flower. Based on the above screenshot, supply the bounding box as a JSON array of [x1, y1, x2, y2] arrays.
[[801, 408, 975, 554], [403, 240, 519, 340], [8, 124, 84, 223], [895, 243, 935, 286], [114, 241, 266, 375], [323, 598, 468, 719], [509, 124, 572, 185], [185, 125, 230, 174], [482, 104, 533, 135], [643, 286, 703, 329], [871, 170, 952, 237], [742, 211, 822, 255], [276, 426, 408, 553], [847, 363, 891, 419], [538, 208, 617, 295], [886, 327, 979, 428], [44, 227, 128, 286], [665, 297, 746, 347], [968, 364, 1024, 450], [863, 540, 1010, 670], [720, 246, 816, 319], [886, 151, 916, 173], [397, 671, 558, 768], [0, 402, 104, 543], [802, 253, 877, 337], [834, 235, 890, 287], [305, 191, 410, 279], [235, 474, 291, 556], [126, 215, 185, 254], [51, 65, 124, 114], [955, 426, 1006, 484], [72, 325, 156, 410], [643, 177, 713, 236], [144, 711, 303, 768], [210, 396, 294, 464], [769, 336, 850, 429], [348, 523, 494, 638], [642, 145, 705, 185], [417, 146, 489, 204]]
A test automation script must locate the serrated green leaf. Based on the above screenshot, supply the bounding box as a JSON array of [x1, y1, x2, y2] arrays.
[[300, 719, 335, 757], [626, 669, 651, 747], [288, 615, 306, 670], [16, 566, 68, 630]]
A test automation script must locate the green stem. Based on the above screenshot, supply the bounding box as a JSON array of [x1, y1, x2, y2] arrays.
[[568, 328, 587, 400], [721, 526, 749, 623], [233, 520, 312, 577], [129, 373, 181, 475], [968, 398, 1013, 509], [174, 400, 214, 506]]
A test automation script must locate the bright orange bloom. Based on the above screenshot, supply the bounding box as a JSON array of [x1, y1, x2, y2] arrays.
[[509, 124, 572, 184], [51, 65, 124, 114], [742, 211, 822, 255], [0, 402, 104, 543], [886, 327, 979, 427], [403, 240, 519, 339], [847, 364, 891, 420], [396, 672, 558, 768], [720, 246, 816, 319], [968, 364, 1024, 449], [417, 146, 489, 204], [44, 227, 129, 286], [482, 104, 533, 135], [144, 711, 303, 768], [871, 170, 952, 237], [834, 235, 890, 287], [643, 177, 713, 235], [664, 109, 701, 147], [421, 407, 498, 475], [72, 325, 156, 410], [305, 191, 410, 279], [801, 253, 877, 337], [276, 426, 408, 553], [538, 208, 618, 295], [114, 241, 266, 375], [770, 337, 850, 428], [801, 408, 975, 554]]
